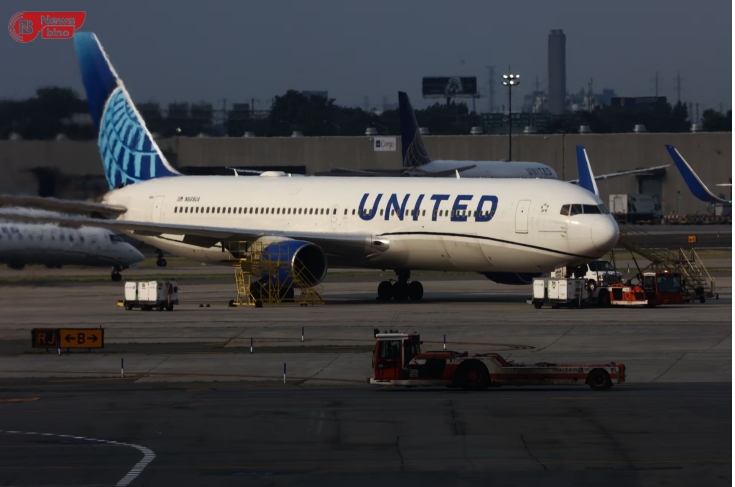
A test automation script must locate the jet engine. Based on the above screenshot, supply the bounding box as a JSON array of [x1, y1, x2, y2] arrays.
[[257, 239, 328, 287], [482, 272, 541, 285]]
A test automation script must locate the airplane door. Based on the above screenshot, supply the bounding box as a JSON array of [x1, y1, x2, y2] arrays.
[[152, 196, 165, 222], [515, 200, 531, 234], [331, 205, 339, 224]]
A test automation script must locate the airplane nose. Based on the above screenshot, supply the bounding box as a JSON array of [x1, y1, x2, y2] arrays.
[[128, 246, 145, 265], [591, 216, 619, 251]]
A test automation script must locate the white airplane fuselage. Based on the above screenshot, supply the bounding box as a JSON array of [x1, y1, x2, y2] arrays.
[[0, 223, 144, 269], [105, 175, 617, 273], [419, 160, 558, 179]]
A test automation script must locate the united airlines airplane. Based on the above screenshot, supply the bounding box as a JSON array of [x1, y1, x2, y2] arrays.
[[0, 211, 143, 280], [0, 32, 619, 300], [390, 91, 670, 181]]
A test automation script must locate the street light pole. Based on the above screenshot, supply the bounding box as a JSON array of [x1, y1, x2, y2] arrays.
[[502, 68, 520, 161]]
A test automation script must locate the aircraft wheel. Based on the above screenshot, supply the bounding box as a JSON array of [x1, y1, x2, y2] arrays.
[[587, 279, 597, 292], [533, 301, 543, 309], [699, 296, 706, 304], [407, 281, 424, 301], [124, 303, 133, 311], [598, 291, 611, 307], [166, 304, 174, 311], [156, 258, 167, 267], [111, 272, 122, 282], [392, 281, 409, 301], [377, 281, 393, 300], [587, 369, 612, 391]]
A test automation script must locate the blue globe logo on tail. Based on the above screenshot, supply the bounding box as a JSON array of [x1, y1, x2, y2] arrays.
[[98, 88, 176, 188], [74, 32, 179, 189]]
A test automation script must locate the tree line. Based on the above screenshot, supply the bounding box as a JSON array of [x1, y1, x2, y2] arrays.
[[0, 87, 730, 140]]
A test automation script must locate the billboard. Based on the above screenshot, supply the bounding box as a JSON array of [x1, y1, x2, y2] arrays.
[[373, 136, 396, 151], [422, 77, 477, 98]]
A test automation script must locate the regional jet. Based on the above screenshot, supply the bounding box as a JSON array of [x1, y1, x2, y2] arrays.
[[0, 32, 619, 300], [0, 209, 143, 280]]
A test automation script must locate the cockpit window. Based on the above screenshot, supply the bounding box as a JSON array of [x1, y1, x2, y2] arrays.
[[563, 204, 610, 215], [109, 235, 124, 243]]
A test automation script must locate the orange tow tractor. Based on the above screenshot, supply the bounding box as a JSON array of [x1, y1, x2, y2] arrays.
[[369, 332, 626, 391]]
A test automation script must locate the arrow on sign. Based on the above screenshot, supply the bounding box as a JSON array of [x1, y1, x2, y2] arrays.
[[89, 335, 98, 342], [65, 334, 74, 342]]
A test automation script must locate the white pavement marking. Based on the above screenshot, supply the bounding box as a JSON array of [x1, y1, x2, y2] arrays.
[[0, 429, 155, 486]]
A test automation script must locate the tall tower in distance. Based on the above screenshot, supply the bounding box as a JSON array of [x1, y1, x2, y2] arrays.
[[548, 29, 566, 115]]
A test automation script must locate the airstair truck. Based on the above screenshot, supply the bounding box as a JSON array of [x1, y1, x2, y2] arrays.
[[368, 332, 625, 391], [123, 280, 178, 311]]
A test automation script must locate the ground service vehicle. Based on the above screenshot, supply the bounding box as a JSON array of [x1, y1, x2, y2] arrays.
[[369, 332, 625, 391], [532, 277, 647, 308], [641, 271, 687, 305], [123, 280, 178, 311]]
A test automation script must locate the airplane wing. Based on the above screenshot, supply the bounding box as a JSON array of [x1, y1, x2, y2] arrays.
[[0, 209, 373, 258], [665, 144, 731, 204], [567, 165, 671, 183], [327, 165, 477, 178], [0, 194, 126, 217], [407, 164, 477, 178], [328, 167, 402, 176]]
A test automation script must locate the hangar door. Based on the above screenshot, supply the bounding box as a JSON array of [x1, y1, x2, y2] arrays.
[[515, 200, 531, 234]]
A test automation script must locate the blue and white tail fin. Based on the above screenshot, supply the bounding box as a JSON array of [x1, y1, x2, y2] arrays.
[[665, 144, 729, 204], [74, 32, 180, 189], [575, 145, 599, 196], [398, 91, 431, 168]]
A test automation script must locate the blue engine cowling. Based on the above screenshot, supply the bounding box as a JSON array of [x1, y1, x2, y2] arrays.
[[482, 272, 541, 285], [261, 240, 328, 287]]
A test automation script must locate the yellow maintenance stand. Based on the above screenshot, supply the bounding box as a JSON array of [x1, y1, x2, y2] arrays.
[[227, 241, 324, 307]]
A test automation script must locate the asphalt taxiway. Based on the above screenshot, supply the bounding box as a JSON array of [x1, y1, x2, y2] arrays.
[[0, 274, 730, 485], [0, 382, 729, 486]]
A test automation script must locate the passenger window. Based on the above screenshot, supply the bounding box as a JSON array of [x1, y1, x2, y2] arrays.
[[344, 209, 347, 215], [309, 209, 313, 215], [560, 204, 570, 216], [422, 210, 426, 216], [570, 204, 583, 215], [333, 208, 336, 215], [174, 207, 178, 213], [380, 209, 384, 216], [352, 209, 355, 215]]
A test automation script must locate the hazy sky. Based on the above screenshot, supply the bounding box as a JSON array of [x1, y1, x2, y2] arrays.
[[1, 0, 731, 111]]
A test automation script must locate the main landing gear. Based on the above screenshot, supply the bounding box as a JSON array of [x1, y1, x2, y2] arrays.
[[111, 266, 122, 282], [155, 249, 167, 267], [377, 270, 424, 301]]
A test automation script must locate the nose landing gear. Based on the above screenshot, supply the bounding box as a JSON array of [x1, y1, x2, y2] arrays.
[[111, 265, 122, 282], [155, 249, 167, 267], [377, 270, 424, 301]]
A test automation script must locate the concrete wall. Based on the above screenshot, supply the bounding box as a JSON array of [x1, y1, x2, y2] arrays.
[[0, 132, 730, 214]]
